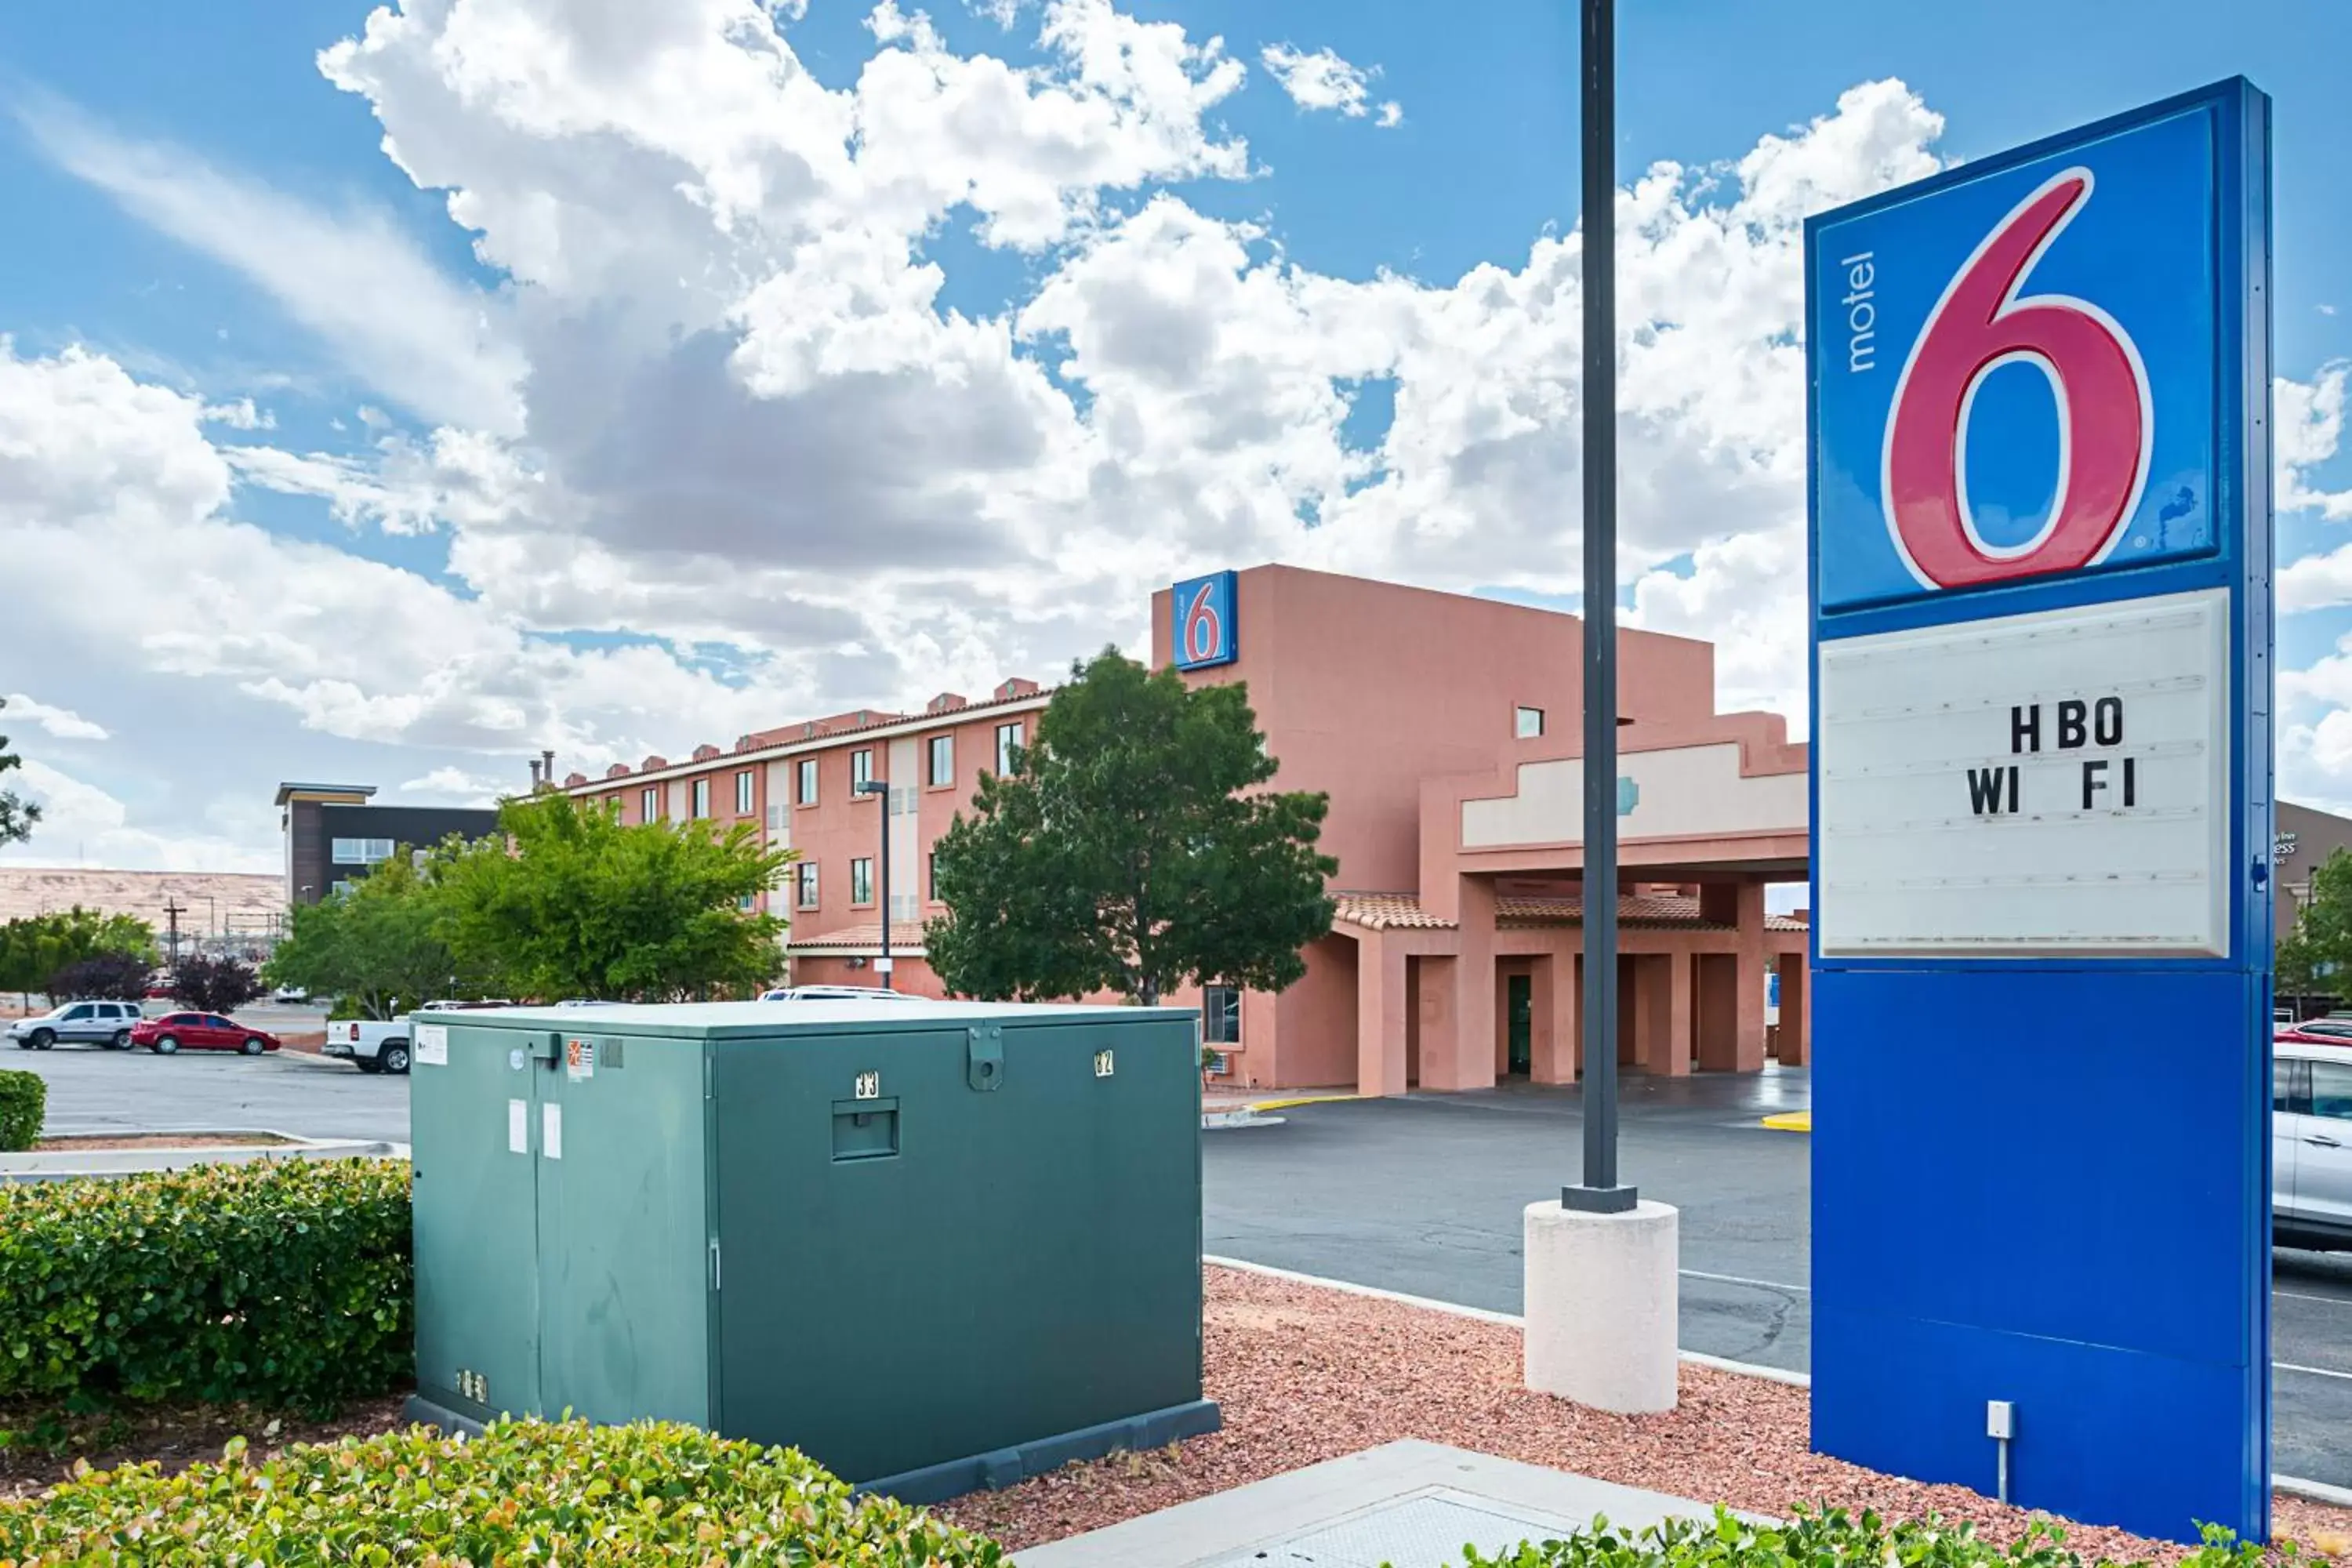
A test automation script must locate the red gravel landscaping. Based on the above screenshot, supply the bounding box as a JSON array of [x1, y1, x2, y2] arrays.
[[935, 1264, 2352, 1561]]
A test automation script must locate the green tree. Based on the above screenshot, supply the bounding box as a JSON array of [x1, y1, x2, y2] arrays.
[[434, 793, 790, 1002], [263, 850, 478, 1019], [0, 908, 155, 1007], [926, 648, 1338, 1006], [0, 698, 37, 849], [2282, 846, 2352, 997]]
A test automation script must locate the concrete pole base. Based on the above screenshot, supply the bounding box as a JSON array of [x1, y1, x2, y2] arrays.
[[1523, 1198, 1680, 1414]]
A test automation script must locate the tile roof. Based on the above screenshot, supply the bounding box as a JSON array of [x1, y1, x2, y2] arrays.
[[1331, 891, 1809, 933], [1328, 892, 1450, 930], [785, 921, 930, 954]]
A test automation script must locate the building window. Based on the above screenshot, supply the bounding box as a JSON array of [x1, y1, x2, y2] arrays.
[[1515, 706, 1544, 739], [737, 893, 756, 913], [851, 858, 874, 906], [1203, 985, 1242, 1045], [797, 862, 819, 909], [735, 771, 754, 815], [329, 880, 354, 898], [995, 721, 1022, 777], [928, 851, 939, 901], [641, 786, 661, 822], [851, 749, 873, 788], [927, 734, 954, 786], [606, 797, 624, 818], [797, 757, 818, 805], [691, 778, 711, 819], [329, 837, 395, 866]]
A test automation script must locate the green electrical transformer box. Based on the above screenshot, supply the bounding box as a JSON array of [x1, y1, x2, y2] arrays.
[[405, 999, 1219, 1500]]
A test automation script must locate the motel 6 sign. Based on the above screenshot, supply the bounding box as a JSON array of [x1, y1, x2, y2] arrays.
[[1806, 80, 2274, 1545], [1172, 570, 1239, 671]]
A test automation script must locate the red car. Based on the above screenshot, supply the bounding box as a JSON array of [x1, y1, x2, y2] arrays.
[[129, 1012, 280, 1056], [2277, 1018, 2352, 1050]]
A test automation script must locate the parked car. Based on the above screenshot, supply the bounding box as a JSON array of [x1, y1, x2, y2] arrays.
[[2278, 1036, 2352, 1253], [757, 985, 931, 1002], [325, 999, 518, 1075], [129, 1011, 280, 1056], [6, 1000, 144, 1051], [271, 984, 310, 1004], [2278, 1018, 2352, 1047]]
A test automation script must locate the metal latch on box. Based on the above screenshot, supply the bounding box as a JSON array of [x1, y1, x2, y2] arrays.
[[966, 1025, 1004, 1092]]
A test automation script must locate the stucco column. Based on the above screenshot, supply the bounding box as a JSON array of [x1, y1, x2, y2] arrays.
[[1356, 935, 1409, 1098], [1423, 878, 1497, 1091], [1775, 953, 1809, 1067], [1733, 883, 1768, 1073], [1530, 948, 1579, 1085], [1635, 954, 1690, 1077]]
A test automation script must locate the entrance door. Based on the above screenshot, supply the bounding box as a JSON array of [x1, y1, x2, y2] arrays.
[[1507, 974, 1532, 1075]]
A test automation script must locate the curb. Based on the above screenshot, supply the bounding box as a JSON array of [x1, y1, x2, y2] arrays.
[[1759, 1111, 1812, 1133], [1248, 1094, 1360, 1112], [1202, 1255, 2346, 1506]]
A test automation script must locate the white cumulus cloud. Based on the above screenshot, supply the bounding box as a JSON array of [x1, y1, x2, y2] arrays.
[[1259, 42, 1399, 125], [2, 695, 110, 742]]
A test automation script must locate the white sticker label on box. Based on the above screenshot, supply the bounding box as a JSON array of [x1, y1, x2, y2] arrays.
[[507, 1098, 528, 1154], [543, 1103, 563, 1160], [415, 1023, 449, 1066], [564, 1037, 594, 1082]]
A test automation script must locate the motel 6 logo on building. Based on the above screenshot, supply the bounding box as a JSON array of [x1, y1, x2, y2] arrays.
[[1812, 106, 2220, 612], [1173, 570, 1240, 671]]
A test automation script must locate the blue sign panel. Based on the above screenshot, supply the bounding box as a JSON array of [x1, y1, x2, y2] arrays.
[[1806, 80, 2272, 1544], [1172, 571, 1239, 670], [1815, 106, 2222, 613]]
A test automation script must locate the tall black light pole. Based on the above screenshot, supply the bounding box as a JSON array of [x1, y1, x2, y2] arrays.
[[1565, 0, 1633, 1214], [853, 779, 893, 989]]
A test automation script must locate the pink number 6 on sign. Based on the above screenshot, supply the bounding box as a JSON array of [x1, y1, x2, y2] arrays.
[[1182, 583, 1222, 662], [1882, 168, 2153, 590]]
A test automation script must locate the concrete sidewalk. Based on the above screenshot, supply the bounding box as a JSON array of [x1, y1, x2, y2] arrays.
[[1013, 1439, 1726, 1568]]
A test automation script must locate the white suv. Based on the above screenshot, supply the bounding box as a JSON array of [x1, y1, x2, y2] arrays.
[[7, 1000, 144, 1051]]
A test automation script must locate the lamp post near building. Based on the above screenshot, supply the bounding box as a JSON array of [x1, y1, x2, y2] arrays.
[[853, 779, 894, 990], [1521, 0, 1681, 1417]]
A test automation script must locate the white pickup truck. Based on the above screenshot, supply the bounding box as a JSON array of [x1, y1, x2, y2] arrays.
[[323, 999, 515, 1074]]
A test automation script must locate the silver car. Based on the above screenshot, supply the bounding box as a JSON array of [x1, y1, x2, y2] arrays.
[[2276, 1039, 2352, 1252], [757, 985, 930, 1002], [6, 1000, 144, 1051]]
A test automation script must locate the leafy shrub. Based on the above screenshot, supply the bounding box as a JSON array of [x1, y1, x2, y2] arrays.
[[0, 1069, 42, 1152], [169, 953, 263, 1014], [0, 1417, 1007, 1566], [0, 1158, 410, 1410], [42, 953, 149, 1004], [1460, 1506, 2274, 1568]]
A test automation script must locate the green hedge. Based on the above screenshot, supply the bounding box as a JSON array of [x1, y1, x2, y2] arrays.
[[0, 1069, 42, 1152], [0, 1417, 1007, 1566], [1461, 1507, 2269, 1568], [0, 1158, 410, 1410]]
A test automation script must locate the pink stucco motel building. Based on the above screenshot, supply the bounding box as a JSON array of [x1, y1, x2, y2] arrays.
[[557, 565, 1810, 1096]]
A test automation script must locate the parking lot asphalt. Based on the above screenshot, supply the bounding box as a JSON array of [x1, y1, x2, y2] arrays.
[[1202, 1071, 2352, 1491], [5, 1034, 410, 1145]]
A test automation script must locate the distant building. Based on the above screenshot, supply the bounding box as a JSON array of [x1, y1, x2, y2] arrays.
[[275, 783, 501, 906]]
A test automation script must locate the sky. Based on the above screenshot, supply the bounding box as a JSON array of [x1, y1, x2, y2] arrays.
[[0, 0, 2347, 874]]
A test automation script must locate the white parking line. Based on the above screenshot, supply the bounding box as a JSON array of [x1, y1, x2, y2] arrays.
[[2275, 1360, 2352, 1383], [2274, 1288, 2352, 1308], [1681, 1268, 1809, 1293]]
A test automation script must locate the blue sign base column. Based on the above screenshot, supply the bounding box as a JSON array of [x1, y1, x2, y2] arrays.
[[1813, 966, 2270, 1541]]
